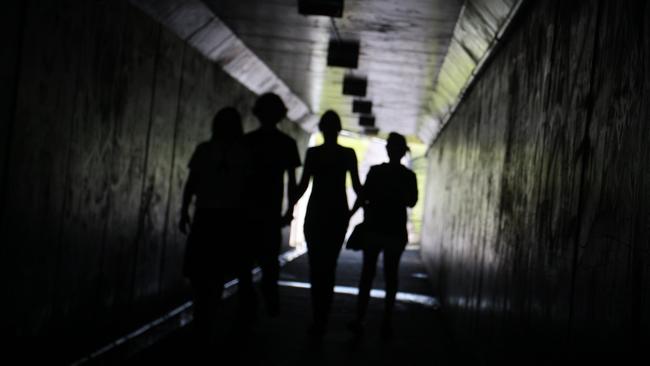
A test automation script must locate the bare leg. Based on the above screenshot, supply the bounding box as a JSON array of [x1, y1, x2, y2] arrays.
[[307, 240, 343, 334], [355, 246, 381, 322], [381, 245, 403, 338]]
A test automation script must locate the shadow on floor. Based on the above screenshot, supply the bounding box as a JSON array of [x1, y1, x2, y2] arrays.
[[126, 249, 465, 366]]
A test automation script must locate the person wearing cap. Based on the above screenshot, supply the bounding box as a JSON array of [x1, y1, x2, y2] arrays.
[[347, 132, 418, 339], [286, 110, 362, 336]]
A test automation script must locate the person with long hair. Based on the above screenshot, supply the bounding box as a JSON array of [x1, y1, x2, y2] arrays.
[[347, 132, 418, 339], [179, 107, 244, 347], [286, 110, 362, 336]]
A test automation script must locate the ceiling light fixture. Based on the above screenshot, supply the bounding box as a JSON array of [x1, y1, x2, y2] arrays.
[[359, 115, 375, 127], [352, 100, 372, 114], [327, 40, 360, 68], [342, 75, 367, 96], [298, 0, 344, 18]]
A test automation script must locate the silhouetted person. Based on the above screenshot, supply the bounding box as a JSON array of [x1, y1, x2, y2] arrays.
[[286, 111, 361, 336], [347, 132, 418, 339], [179, 107, 244, 348], [239, 93, 301, 317]]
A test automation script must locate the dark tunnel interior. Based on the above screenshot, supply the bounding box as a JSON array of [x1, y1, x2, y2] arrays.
[[1, 0, 650, 364]]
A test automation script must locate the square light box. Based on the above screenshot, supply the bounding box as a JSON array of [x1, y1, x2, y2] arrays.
[[352, 100, 372, 114], [298, 0, 344, 18], [362, 126, 380, 135], [343, 76, 367, 96], [359, 115, 375, 127], [327, 40, 359, 68]]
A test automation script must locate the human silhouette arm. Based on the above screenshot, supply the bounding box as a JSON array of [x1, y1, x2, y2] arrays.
[[405, 171, 418, 208], [349, 166, 374, 218], [348, 149, 362, 195], [293, 150, 314, 204], [349, 193, 363, 218], [282, 149, 313, 225], [282, 167, 298, 226], [179, 169, 197, 235]]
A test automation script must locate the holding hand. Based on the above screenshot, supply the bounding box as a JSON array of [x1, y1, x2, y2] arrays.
[[281, 211, 294, 227]]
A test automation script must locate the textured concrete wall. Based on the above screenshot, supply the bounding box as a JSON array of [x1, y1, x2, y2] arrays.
[[421, 0, 649, 360], [0, 0, 26, 227], [0, 0, 308, 361]]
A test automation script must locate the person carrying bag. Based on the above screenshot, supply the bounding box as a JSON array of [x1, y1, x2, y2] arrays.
[[346, 132, 418, 339]]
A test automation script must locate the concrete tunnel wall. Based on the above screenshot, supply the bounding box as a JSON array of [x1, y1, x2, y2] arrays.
[[421, 0, 650, 359], [0, 0, 309, 360]]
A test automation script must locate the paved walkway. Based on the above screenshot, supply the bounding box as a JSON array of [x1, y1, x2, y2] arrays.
[[127, 248, 458, 365]]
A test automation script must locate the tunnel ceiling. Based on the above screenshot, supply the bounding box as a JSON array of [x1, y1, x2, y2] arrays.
[[131, 0, 312, 122], [418, 0, 522, 143], [133, 0, 522, 142], [203, 0, 463, 137]]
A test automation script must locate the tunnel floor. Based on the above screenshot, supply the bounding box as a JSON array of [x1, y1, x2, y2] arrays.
[[126, 248, 458, 365]]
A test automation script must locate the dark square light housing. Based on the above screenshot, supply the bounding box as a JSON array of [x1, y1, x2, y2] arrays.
[[343, 76, 367, 96], [353, 100, 372, 114], [362, 126, 380, 135], [359, 115, 375, 127], [298, 0, 344, 18], [327, 40, 359, 68]]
